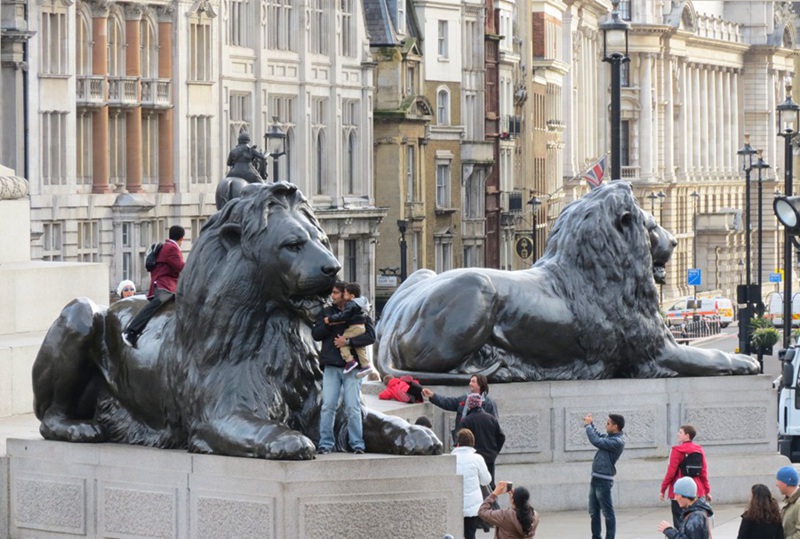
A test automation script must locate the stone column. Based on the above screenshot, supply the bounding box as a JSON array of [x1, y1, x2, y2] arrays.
[[692, 64, 701, 176], [90, 4, 111, 194], [732, 70, 740, 164], [681, 60, 689, 178], [125, 6, 143, 194], [724, 69, 732, 176], [640, 54, 653, 179], [664, 57, 675, 181], [0, 0, 32, 175], [708, 66, 717, 176], [700, 67, 709, 175], [157, 7, 175, 193]]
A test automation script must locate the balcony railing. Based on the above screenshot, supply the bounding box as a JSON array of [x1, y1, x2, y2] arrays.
[[141, 79, 171, 108], [76, 75, 105, 106], [108, 76, 139, 107], [621, 165, 639, 179]]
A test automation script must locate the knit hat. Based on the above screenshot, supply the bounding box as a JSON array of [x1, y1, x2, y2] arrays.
[[673, 477, 697, 498], [466, 393, 483, 410], [778, 466, 800, 487]]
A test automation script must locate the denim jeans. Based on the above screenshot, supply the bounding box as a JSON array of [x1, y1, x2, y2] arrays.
[[589, 477, 615, 539], [318, 366, 364, 451]]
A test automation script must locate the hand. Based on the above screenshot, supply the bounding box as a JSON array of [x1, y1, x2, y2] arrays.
[[493, 481, 508, 497], [324, 317, 330, 324], [333, 335, 346, 348], [706, 493, 712, 502], [659, 492, 664, 501], [658, 521, 672, 533], [421, 388, 434, 398], [584, 413, 593, 425]]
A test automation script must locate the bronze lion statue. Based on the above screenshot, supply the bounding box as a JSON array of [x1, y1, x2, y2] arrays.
[[376, 182, 759, 382], [33, 182, 441, 459]]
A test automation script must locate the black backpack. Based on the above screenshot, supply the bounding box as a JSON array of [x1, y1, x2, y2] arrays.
[[679, 451, 703, 478], [145, 242, 163, 272]]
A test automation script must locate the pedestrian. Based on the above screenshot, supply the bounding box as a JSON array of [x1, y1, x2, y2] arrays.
[[660, 424, 711, 528], [584, 413, 626, 539], [452, 428, 492, 539], [116, 280, 136, 299], [123, 225, 185, 348], [323, 282, 375, 378], [422, 374, 498, 442], [460, 393, 506, 489], [312, 281, 375, 454], [737, 483, 784, 539], [478, 480, 539, 538], [658, 476, 713, 539], [776, 466, 800, 539]]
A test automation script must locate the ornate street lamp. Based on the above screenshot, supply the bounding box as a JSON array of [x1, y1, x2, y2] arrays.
[[737, 135, 756, 355], [776, 76, 800, 349], [599, 0, 630, 182], [527, 197, 542, 263], [264, 116, 287, 182], [397, 219, 408, 282]]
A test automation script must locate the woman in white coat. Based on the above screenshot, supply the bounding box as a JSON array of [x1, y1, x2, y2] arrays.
[[452, 428, 492, 539]]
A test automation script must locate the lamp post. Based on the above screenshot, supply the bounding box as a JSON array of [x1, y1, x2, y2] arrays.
[[397, 220, 408, 282], [691, 191, 700, 318], [737, 135, 756, 356], [527, 197, 542, 263], [264, 116, 286, 182], [599, 0, 630, 182], [752, 150, 770, 317], [776, 75, 800, 349]]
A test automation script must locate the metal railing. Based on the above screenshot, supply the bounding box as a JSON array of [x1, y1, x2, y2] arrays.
[[670, 315, 722, 343]]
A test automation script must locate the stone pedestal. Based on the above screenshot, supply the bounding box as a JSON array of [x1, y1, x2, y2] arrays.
[[0, 168, 108, 418]]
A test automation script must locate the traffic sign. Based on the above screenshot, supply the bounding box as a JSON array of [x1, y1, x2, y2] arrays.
[[770, 272, 783, 283], [687, 269, 702, 286]]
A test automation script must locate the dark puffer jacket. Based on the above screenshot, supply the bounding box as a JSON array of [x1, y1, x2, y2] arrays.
[[312, 305, 375, 369], [663, 499, 714, 539]]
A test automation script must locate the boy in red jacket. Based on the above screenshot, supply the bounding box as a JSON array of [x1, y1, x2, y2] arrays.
[[378, 375, 424, 403], [660, 424, 711, 528]]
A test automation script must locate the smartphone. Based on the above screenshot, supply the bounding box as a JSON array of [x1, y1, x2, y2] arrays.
[[506, 482, 513, 492]]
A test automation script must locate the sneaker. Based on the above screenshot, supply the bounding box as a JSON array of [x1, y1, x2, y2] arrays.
[[343, 360, 358, 374], [353, 448, 365, 454], [356, 365, 375, 379], [121, 331, 137, 348], [317, 447, 332, 455]]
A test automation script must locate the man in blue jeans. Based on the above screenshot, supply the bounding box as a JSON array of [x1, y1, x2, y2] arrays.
[[584, 412, 626, 539], [312, 282, 375, 454]]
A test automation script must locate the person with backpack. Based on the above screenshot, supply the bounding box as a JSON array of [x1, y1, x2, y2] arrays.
[[658, 477, 714, 539], [122, 225, 185, 348], [660, 425, 711, 528]]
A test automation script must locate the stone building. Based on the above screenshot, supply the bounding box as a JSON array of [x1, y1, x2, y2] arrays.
[[3, 0, 384, 299]]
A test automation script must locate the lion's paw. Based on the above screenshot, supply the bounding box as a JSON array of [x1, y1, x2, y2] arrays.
[[264, 431, 316, 461], [733, 355, 761, 375], [394, 425, 443, 456], [40, 417, 106, 443]]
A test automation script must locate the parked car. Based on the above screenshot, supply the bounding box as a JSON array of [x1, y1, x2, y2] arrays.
[[665, 297, 733, 328]]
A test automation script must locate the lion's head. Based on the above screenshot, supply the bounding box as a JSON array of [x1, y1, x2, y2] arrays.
[[537, 182, 674, 372], [178, 182, 341, 326]]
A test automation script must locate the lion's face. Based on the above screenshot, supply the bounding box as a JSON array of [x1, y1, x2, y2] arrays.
[[645, 212, 676, 284], [256, 206, 341, 317]]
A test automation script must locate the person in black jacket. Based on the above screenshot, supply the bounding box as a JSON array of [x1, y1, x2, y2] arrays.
[[460, 393, 506, 489], [312, 282, 375, 454], [737, 483, 784, 539], [421, 374, 499, 442]]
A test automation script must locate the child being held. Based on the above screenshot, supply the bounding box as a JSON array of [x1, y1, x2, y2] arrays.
[[323, 282, 374, 378]]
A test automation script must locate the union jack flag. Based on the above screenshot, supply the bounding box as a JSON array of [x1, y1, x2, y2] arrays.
[[581, 155, 607, 190]]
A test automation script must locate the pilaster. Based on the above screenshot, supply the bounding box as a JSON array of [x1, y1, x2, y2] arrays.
[[91, 9, 110, 193], [125, 11, 142, 194]]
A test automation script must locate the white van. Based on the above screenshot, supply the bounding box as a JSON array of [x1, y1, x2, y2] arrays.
[[665, 297, 733, 327], [768, 291, 800, 328]]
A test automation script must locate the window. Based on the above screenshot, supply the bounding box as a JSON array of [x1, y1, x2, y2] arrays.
[[463, 172, 484, 219], [309, 0, 327, 54], [437, 89, 450, 125], [191, 217, 207, 243], [464, 92, 477, 140], [621, 120, 631, 167], [618, 0, 631, 20], [42, 111, 67, 185], [77, 220, 99, 262], [397, 0, 406, 34], [109, 112, 126, 185], [190, 115, 212, 184], [436, 162, 451, 207], [342, 99, 358, 194], [435, 235, 453, 272], [140, 19, 157, 78], [620, 62, 630, 87], [142, 114, 158, 184], [121, 222, 133, 280], [344, 239, 357, 282], [77, 111, 92, 185], [266, 0, 294, 51], [229, 92, 252, 150], [340, 0, 354, 57], [406, 145, 415, 202], [228, 0, 250, 47], [437, 20, 448, 58], [411, 231, 420, 271], [312, 98, 327, 194], [40, 8, 68, 75], [405, 64, 415, 96], [344, 132, 356, 194], [76, 10, 91, 75], [189, 17, 212, 80], [42, 222, 63, 261], [107, 14, 125, 76]]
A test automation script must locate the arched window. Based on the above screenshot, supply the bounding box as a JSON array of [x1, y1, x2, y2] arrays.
[[107, 13, 125, 76], [437, 88, 450, 125], [314, 130, 325, 194], [76, 8, 92, 75], [283, 127, 293, 183], [140, 17, 158, 78], [345, 131, 356, 194]]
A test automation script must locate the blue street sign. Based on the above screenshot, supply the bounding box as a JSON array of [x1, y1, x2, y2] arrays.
[[770, 272, 782, 283], [687, 269, 702, 286]]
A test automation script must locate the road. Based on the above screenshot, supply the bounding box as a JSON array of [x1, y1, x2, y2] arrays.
[[694, 322, 781, 378]]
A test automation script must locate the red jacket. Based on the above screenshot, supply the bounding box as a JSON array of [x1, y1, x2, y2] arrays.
[[379, 376, 423, 403], [660, 441, 711, 499], [148, 239, 184, 296]]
